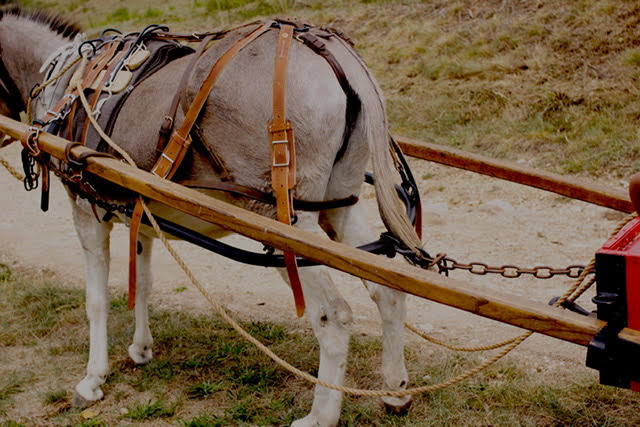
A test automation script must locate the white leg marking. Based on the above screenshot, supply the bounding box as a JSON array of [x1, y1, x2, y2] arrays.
[[70, 200, 113, 405]]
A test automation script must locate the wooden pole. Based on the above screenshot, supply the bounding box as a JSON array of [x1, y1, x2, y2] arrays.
[[396, 136, 634, 213], [2, 115, 639, 348]]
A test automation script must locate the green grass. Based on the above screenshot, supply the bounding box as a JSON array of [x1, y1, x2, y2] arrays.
[[124, 399, 178, 420], [42, 389, 67, 405], [3, 269, 640, 424]]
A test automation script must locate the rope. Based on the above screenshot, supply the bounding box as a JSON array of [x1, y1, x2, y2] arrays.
[[27, 55, 82, 122], [73, 79, 530, 397], [0, 152, 24, 181], [32, 56, 81, 99], [75, 80, 136, 166], [405, 322, 519, 352], [71, 60, 638, 396], [140, 195, 530, 396]]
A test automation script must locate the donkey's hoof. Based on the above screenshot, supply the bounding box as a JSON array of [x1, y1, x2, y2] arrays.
[[382, 395, 412, 415], [291, 414, 322, 427], [72, 391, 98, 408], [74, 379, 104, 406], [128, 343, 153, 365]]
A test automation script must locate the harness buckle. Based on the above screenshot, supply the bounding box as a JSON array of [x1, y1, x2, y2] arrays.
[[158, 153, 175, 179], [271, 139, 290, 167], [45, 109, 64, 123]]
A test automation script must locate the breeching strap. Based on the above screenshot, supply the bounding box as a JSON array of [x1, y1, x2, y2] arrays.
[[268, 24, 306, 317], [128, 24, 270, 309]]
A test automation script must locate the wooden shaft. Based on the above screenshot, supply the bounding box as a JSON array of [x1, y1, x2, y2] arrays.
[[2, 114, 639, 347], [396, 136, 634, 213]]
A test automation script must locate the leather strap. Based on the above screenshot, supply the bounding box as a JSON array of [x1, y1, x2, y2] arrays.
[[128, 24, 270, 309], [631, 172, 640, 216], [178, 179, 358, 211], [295, 31, 361, 164], [81, 40, 132, 144], [269, 24, 305, 317], [151, 24, 270, 180], [128, 201, 145, 309], [156, 34, 215, 155]]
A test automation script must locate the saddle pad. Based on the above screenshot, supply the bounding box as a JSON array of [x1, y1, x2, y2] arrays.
[[65, 39, 193, 153]]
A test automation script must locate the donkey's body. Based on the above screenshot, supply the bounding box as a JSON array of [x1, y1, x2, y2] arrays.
[[0, 9, 420, 425]]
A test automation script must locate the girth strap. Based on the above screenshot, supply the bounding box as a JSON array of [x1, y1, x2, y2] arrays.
[[269, 24, 306, 317], [128, 23, 271, 309], [178, 178, 358, 211]]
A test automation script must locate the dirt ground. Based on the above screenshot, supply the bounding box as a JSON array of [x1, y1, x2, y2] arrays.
[[0, 141, 631, 385]]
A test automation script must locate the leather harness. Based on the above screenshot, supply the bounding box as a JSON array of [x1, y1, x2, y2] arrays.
[[128, 20, 362, 316], [21, 20, 369, 317]]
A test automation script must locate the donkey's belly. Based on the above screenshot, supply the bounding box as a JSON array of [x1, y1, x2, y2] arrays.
[[142, 190, 241, 240]]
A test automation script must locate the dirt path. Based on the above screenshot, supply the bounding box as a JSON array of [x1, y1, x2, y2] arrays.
[[0, 142, 630, 382]]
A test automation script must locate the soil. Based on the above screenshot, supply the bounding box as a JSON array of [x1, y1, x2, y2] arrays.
[[0, 141, 631, 385]]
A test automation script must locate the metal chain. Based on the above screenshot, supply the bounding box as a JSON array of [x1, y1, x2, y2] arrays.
[[382, 233, 588, 280], [432, 254, 588, 279]]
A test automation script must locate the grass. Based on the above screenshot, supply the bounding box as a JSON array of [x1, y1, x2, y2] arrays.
[[2, 269, 640, 424], [124, 399, 178, 420]]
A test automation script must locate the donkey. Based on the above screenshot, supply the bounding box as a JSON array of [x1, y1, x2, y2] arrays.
[[0, 8, 423, 425]]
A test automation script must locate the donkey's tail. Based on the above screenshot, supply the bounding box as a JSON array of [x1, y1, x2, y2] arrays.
[[365, 99, 423, 253], [339, 43, 423, 253]]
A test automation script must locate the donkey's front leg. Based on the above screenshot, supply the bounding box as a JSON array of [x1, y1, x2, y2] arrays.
[[128, 233, 154, 364], [70, 200, 113, 406]]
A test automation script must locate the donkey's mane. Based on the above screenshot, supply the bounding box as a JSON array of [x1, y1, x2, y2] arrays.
[[0, 5, 81, 39]]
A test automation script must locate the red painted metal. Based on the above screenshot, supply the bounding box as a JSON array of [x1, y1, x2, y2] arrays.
[[597, 216, 640, 390]]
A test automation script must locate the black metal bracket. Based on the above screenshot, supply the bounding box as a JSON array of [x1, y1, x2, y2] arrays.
[[585, 250, 640, 390], [586, 323, 640, 389]]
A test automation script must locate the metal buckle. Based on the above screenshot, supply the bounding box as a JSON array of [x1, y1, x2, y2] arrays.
[[161, 153, 175, 164], [271, 139, 290, 167], [62, 93, 77, 103], [45, 109, 63, 123], [158, 153, 175, 178]]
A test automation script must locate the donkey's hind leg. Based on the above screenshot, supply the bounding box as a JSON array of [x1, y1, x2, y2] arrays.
[[323, 203, 413, 412], [278, 211, 352, 427], [128, 233, 154, 364], [70, 199, 113, 406]]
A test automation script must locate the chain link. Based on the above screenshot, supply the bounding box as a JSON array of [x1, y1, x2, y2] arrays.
[[433, 254, 588, 279]]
